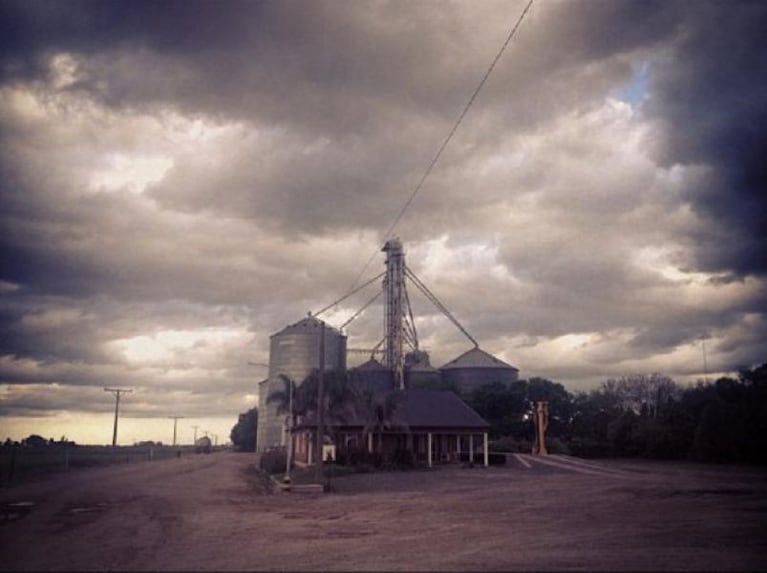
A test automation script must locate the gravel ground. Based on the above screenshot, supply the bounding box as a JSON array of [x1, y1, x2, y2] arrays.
[[1, 451, 765, 571]]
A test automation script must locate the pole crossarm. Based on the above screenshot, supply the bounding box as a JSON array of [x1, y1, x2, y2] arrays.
[[104, 387, 132, 447]]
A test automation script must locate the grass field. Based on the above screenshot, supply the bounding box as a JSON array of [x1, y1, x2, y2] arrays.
[[0, 444, 207, 484]]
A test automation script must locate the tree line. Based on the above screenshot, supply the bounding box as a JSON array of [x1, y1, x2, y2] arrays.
[[230, 362, 766, 464], [465, 363, 767, 464]]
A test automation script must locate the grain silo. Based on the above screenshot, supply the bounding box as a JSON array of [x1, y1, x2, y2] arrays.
[[349, 357, 394, 393], [256, 315, 346, 453], [440, 347, 519, 395], [404, 350, 442, 389]]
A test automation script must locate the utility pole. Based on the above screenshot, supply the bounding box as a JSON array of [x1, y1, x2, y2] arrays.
[[191, 425, 199, 444], [315, 322, 326, 470], [532, 401, 549, 455], [104, 387, 132, 447], [168, 416, 184, 447], [247, 361, 269, 455], [285, 377, 294, 482]]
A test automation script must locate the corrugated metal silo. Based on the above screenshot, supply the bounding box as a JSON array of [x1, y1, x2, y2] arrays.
[[256, 316, 347, 453], [349, 357, 394, 393], [404, 350, 442, 389], [440, 347, 519, 395]]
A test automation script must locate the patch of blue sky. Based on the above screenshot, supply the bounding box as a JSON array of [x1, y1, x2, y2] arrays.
[[612, 61, 649, 107]]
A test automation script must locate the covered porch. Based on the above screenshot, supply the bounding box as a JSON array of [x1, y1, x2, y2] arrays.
[[292, 388, 491, 468], [292, 428, 490, 468]]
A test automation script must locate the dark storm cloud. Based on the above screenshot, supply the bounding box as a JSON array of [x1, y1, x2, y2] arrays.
[[644, 1, 767, 277], [0, 0, 486, 134], [487, 0, 767, 280], [0, 0, 260, 80], [1, 0, 766, 433], [0, 0, 681, 236]]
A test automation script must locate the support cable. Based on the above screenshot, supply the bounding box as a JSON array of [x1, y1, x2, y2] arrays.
[[402, 281, 420, 352], [313, 270, 385, 318], [345, 0, 536, 291], [339, 289, 382, 331], [405, 266, 479, 348]]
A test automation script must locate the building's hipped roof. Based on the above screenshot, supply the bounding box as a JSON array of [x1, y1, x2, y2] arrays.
[[349, 359, 393, 393], [440, 347, 518, 371], [271, 315, 342, 337], [298, 389, 488, 430], [352, 357, 388, 371], [398, 389, 489, 429]]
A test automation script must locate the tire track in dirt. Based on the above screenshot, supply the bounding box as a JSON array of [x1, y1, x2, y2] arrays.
[[513, 453, 644, 478]]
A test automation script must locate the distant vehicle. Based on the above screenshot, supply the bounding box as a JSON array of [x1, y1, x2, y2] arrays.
[[194, 436, 212, 454]]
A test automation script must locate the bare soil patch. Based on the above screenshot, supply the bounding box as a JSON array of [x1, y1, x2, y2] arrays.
[[1, 452, 765, 571]]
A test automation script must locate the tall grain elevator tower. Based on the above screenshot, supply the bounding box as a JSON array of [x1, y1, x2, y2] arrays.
[[382, 238, 406, 389]]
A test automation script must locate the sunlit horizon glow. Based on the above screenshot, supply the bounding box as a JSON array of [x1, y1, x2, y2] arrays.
[[3, 412, 237, 447]]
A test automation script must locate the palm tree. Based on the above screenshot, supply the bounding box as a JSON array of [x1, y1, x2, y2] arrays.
[[266, 374, 301, 429], [357, 388, 406, 455], [268, 369, 357, 450]]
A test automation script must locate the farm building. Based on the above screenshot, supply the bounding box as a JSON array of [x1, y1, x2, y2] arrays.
[[291, 388, 491, 467], [255, 239, 517, 468]]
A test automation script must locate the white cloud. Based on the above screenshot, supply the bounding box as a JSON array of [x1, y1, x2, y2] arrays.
[[88, 153, 174, 194], [1, 1, 764, 442]]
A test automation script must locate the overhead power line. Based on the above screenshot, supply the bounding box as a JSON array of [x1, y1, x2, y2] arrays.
[[348, 0, 536, 291], [382, 0, 535, 243]]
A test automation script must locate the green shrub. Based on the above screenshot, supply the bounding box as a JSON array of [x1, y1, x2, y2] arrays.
[[567, 438, 612, 458], [546, 437, 571, 455], [458, 452, 505, 465], [259, 448, 287, 474], [389, 448, 415, 468], [347, 449, 382, 468], [489, 436, 533, 453]]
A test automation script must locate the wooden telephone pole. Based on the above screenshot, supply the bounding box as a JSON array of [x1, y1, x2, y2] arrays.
[[104, 387, 132, 447], [168, 416, 185, 447], [314, 322, 326, 470]]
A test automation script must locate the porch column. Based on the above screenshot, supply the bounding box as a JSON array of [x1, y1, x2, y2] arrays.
[[368, 432, 373, 453], [483, 432, 489, 467], [469, 434, 474, 465], [427, 432, 433, 468], [457, 435, 461, 457], [308, 434, 313, 465]]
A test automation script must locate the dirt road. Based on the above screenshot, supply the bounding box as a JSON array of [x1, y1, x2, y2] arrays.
[[1, 452, 766, 571]]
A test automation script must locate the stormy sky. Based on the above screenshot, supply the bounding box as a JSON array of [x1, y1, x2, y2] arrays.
[[1, 0, 765, 445]]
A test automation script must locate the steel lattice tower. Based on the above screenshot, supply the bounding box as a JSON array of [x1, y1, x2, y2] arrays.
[[382, 238, 406, 389]]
